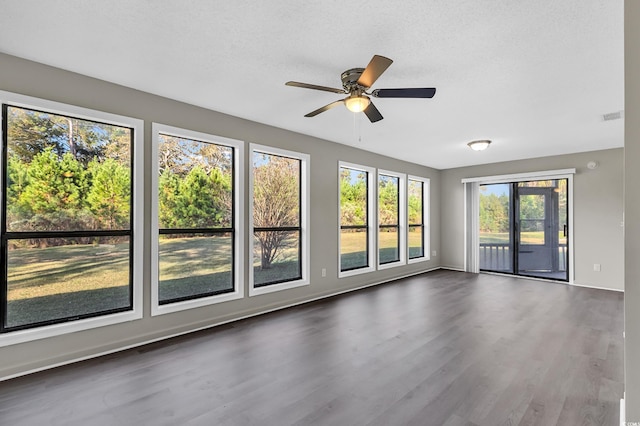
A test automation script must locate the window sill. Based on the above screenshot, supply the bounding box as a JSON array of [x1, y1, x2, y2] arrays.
[[0, 309, 142, 348], [338, 265, 375, 278], [378, 260, 406, 271], [408, 255, 430, 265], [249, 279, 309, 296], [151, 289, 244, 316]]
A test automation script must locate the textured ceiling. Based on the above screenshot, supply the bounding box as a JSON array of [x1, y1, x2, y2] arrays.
[[0, 0, 624, 169]]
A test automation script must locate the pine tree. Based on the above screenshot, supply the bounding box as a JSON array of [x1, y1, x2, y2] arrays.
[[86, 159, 130, 229]]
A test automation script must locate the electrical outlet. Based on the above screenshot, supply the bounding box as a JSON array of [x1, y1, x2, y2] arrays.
[[432, 250, 437, 257], [321, 268, 326, 277], [593, 263, 601, 272]]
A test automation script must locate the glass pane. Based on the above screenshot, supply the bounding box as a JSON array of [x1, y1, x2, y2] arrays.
[[6, 237, 130, 329], [517, 180, 567, 281], [340, 228, 368, 271], [557, 180, 568, 246], [479, 184, 513, 272], [6, 105, 132, 232], [378, 174, 399, 226], [253, 152, 300, 228], [253, 230, 301, 286], [408, 180, 423, 225], [519, 194, 545, 245], [408, 225, 424, 259], [518, 180, 555, 188], [379, 227, 399, 264], [557, 179, 568, 274], [158, 134, 233, 229], [159, 233, 233, 303], [340, 167, 368, 227]]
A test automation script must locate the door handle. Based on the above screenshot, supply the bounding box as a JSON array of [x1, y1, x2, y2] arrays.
[[563, 224, 567, 237]]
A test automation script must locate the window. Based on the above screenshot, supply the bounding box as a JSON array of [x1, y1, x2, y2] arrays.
[[378, 170, 406, 268], [151, 124, 243, 314], [339, 162, 375, 277], [249, 145, 309, 295], [0, 91, 143, 345], [408, 176, 430, 263]]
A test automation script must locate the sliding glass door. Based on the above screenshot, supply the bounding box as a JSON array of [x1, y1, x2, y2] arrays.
[[479, 179, 568, 281], [479, 184, 513, 273]]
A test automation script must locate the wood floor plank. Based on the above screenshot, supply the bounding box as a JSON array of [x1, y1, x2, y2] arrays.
[[0, 270, 624, 426]]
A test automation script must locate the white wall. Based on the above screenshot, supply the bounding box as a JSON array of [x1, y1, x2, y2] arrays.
[[440, 148, 624, 291], [625, 0, 640, 421]]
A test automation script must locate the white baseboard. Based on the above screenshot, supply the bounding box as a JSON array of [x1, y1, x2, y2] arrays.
[[571, 281, 624, 293], [0, 266, 442, 382], [439, 266, 465, 272], [477, 270, 624, 293]]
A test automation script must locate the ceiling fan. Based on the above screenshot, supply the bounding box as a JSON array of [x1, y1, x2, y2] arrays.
[[285, 55, 436, 123]]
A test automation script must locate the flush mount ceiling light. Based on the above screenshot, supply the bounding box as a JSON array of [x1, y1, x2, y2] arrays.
[[344, 94, 371, 113], [467, 140, 491, 151]]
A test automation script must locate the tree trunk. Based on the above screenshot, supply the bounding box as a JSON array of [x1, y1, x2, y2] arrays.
[[261, 244, 272, 269]]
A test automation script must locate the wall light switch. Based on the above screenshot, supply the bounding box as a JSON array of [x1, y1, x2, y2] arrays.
[[432, 250, 437, 257], [321, 268, 326, 277]]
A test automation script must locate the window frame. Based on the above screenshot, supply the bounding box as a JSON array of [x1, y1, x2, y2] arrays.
[[377, 169, 406, 270], [151, 123, 244, 316], [249, 144, 309, 296], [407, 175, 430, 264], [0, 90, 143, 347], [338, 161, 376, 278]]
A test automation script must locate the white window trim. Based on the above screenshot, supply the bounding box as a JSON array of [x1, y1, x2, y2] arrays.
[[150, 123, 244, 316], [249, 144, 310, 296], [377, 169, 407, 270], [462, 169, 575, 283], [0, 90, 143, 347], [407, 175, 431, 264], [338, 161, 376, 278]]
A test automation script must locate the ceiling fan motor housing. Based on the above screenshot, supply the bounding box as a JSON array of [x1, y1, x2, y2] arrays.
[[341, 68, 366, 91]]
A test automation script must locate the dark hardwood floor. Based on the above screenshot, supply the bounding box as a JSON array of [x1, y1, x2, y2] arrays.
[[0, 270, 624, 426]]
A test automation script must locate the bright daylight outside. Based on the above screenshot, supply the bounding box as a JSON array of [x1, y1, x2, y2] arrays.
[[378, 174, 400, 264], [340, 166, 369, 271], [408, 179, 424, 259], [3, 105, 133, 330], [479, 180, 568, 279], [252, 151, 302, 287], [340, 168, 425, 271], [157, 134, 234, 304]]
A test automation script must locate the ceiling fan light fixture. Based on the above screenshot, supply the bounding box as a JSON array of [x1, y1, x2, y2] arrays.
[[467, 140, 491, 151], [345, 94, 370, 113]]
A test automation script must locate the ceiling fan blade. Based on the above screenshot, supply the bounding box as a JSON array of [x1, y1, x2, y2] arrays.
[[371, 88, 437, 98], [304, 100, 345, 117], [286, 81, 346, 94], [363, 102, 383, 123], [357, 55, 393, 88]]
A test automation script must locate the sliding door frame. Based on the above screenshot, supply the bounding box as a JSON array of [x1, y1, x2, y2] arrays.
[[462, 169, 575, 283]]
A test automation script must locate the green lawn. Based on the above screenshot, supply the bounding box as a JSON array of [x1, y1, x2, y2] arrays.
[[480, 231, 567, 245], [6, 234, 304, 326], [159, 235, 233, 301], [340, 229, 424, 269], [7, 242, 130, 328], [7, 231, 426, 326]]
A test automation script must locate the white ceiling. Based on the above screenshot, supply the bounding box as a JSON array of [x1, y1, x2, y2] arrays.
[[0, 0, 624, 169]]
